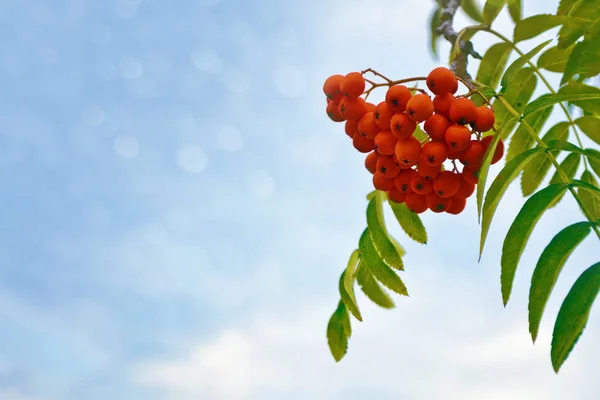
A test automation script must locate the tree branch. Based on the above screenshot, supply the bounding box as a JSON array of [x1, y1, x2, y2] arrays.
[[436, 0, 482, 86]]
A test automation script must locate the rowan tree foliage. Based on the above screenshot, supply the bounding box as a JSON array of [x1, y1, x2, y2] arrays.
[[323, 0, 600, 374]]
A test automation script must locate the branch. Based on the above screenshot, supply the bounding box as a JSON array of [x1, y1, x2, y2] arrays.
[[436, 0, 482, 86]]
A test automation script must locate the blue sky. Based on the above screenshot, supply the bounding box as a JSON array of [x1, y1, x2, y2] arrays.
[[0, 0, 598, 399]]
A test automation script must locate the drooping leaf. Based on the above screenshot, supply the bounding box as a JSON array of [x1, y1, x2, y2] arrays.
[[483, 0, 508, 26], [523, 83, 600, 117], [507, 0, 521, 23], [339, 250, 362, 321], [506, 105, 553, 162], [327, 300, 350, 362], [529, 221, 593, 342], [356, 260, 395, 308], [574, 115, 600, 146], [480, 148, 543, 257], [429, 6, 442, 59], [366, 193, 405, 271], [476, 42, 513, 88], [513, 15, 575, 43], [551, 262, 600, 372], [577, 171, 600, 221], [520, 122, 570, 197], [387, 199, 427, 244], [562, 34, 600, 85], [493, 68, 537, 129], [501, 40, 552, 92], [548, 152, 581, 207], [537, 45, 575, 73], [501, 183, 569, 305], [586, 148, 600, 176], [358, 229, 408, 296], [477, 116, 520, 219]]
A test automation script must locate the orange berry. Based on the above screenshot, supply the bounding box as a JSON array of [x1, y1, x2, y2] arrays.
[[388, 188, 406, 204], [386, 85, 412, 113], [345, 120, 358, 138], [421, 141, 448, 167], [394, 136, 422, 168], [447, 146, 466, 160], [449, 78, 459, 94], [374, 102, 393, 130], [426, 193, 453, 213], [373, 172, 395, 191], [449, 97, 477, 125], [374, 131, 398, 155], [405, 192, 428, 214], [444, 124, 472, 152], [323, 74, 344, 101], [394, 169, 415, 193], [433, 171, 461, 198], [481, 136, 505, 164], [352, 132, 375, 153], [433, 92, 455, 117], [424, 114, 450, 141], [446, 197, 466, 214], [472, 106, 495, 132], [365, 151, 379, 174], [377, 155, 401, 178], [366, 102, 377, 112], [339, 96, 367, 121], [426, 67, 458, 95], [327, 100, 345, 122], [411, 173, 433, 195], [453, 175, 475, 199], [357, 112, 379, 139], [390, 113, 417, 139], [340, 72, 365, 98], [417, 159, 442, 180], [406, 94, 434, 122], [462, 166, 480, 185], [459, 140, 485, 167]]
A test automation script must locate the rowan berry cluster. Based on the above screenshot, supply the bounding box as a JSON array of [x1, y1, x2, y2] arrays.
[[323, 67, 505, 215]]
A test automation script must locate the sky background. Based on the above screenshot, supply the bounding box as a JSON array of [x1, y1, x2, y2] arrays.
[[0, 0, 598, 399]]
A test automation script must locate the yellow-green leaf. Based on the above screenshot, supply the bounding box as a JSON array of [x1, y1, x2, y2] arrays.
[[358, 229, 408, 296], [537, 45, 574, 73], [366, 192, 404, 271], [483, 0, 508, 26], [521, 122, 570, 196], [462, 0, 484, 22], [586, 148, 600, 176], [548, 152, 581, 207], [557, 1, 600, 48], [414, 124, 428, 143], [529, 221, 593, 342], [356, 260, 395, 309], [506, 105, 553, 162], [429, 6, 442, 59], [327, 300, 350, 362], [501, 183, 569, 305], [551, 262, 600, 372], [575, 115, 600, 146], [513, 15, 574, 43], [339, 249, 362, 321], [523, 83, 600, 117], [562, 35, 600, 85], [476, 42, 513, 88], [480, 147, 543, 257], [387, 199, 427, 244], [493, 68, 537, 130], [577, 171, 600, 222], [507, 0, 521, 22], [501, 40, 552, 91]]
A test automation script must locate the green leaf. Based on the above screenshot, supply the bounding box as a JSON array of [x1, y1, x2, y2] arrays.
[[327, 300, 350, 362], [537, 45, 575, 73], [413, 124, 428, 143], [389, 236, 406, 258], [507, 0, 521, 23], [461, 0, 484, 22], [480, 147, 543, 257], [493, 68, 537, 129], [562, 35, 600, 85], [339, 250, 362, 321], [476, 42, 513, 88], [477, 116, 520, 219], [557, 0, 581, 16], [366, 190, 377, 201], [577, 171, 600, 221], [387, 199, 427, 244], [513, 15, 573, 43], [529, 221, 593, 342], [472, 85, 499, 107], [586, 148, 600, 176], [557, 2, 600, 48], [520, 122, 570, 196], [575, 115, 600, 146], [429, 6, 442, 59], [366, 193, 405, 271], [483, 0, 508, 26], [523, 83, 600, 117], [548, 153, 581, 207], [501, 40, 552, 91], [356, 260, 395, 308], [506, 105, 553, 162], [358, 229, 408, 296], [501, 183, 569, 305], [571, 178, 600, 198], [551, 262, 600, 372]]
